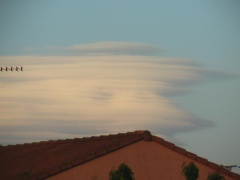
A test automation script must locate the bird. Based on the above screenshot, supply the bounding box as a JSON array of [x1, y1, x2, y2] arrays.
[[16, 66, 18, 71], [20, 66, 23, 71]]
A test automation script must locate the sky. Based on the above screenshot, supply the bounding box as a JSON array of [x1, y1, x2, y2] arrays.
[[0, 0, 240, 174]]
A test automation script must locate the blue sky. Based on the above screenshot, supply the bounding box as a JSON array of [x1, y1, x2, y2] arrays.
[[0, 0, 240, 173]]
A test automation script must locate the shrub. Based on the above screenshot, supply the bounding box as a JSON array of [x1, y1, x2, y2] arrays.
[[181, 162, 199, 180], [207, 172, 225, 180], [109, 163, 134, 180]]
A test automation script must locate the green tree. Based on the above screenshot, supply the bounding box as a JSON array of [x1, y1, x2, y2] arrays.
[[181, 162, 199, 180], [109, 163, 134, 180], [207, 172, 225, 180]]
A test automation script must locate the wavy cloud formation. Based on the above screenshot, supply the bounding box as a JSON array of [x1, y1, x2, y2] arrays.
[[25, 42, 162, 56], [0, 42, 226, 145]]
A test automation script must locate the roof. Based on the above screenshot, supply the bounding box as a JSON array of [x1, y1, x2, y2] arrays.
[[0, 130, 239, 180]]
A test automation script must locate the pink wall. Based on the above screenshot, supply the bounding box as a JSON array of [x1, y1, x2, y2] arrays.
[[48, 140, 235, 180]]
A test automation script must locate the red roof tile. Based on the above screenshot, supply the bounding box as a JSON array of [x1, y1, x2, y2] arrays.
[[0, 130, 239, 180]]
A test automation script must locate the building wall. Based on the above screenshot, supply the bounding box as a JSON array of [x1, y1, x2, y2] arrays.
[[48, 140, 234, 180]]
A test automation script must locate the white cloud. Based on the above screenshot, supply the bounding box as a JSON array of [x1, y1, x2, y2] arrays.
[[1, 43, 227, 145], [25, 42, 162, 56]]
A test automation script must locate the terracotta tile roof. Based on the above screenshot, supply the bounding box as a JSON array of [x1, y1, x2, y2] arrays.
[[0, 130, 239, 180], [150, 135, 240, 179]]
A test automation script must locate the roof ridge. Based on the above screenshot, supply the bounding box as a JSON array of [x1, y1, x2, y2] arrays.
[[2, 130, 150, 149], [151, 135, 240, 179]]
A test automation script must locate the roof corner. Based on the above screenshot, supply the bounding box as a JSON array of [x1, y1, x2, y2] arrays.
[[134, 130, 152, 141]]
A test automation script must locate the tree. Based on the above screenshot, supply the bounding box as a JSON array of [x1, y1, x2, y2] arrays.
[[109, 163, 134, 180], [109, 170, 122, 180], [181, 162, 199, 180], [207, 172, 225, 180]]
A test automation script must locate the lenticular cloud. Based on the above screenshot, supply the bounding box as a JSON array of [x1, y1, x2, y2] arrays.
[[0, 45, 214, 144]]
